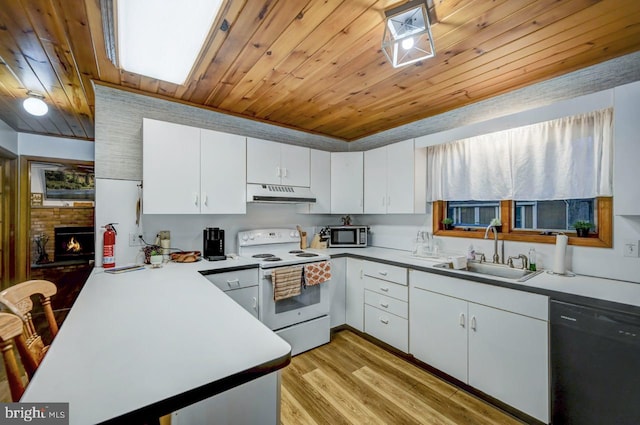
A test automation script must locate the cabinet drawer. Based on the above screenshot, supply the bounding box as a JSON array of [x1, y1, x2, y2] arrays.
[[204, 268, 258, 292], [364, 304, 408, 352], [364, 276, 408, 302], [364, 290, 408, 319], [363, 261, 407, 285]]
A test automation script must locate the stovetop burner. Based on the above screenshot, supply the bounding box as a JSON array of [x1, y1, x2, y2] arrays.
[[288, 250, 304, 254], [296, 253, 319, 257], [252, 253, 276, 258], [262, 257, 282, 262]]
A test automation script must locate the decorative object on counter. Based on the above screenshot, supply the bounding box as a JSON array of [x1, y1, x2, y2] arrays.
[[529, 248, 537, 271], [142, 245, 162, 264], [441, 217, 454, 230], [296, 225, 307, 249], [155, 230, 171, 261], [467, 244, 475, 260], [149, 250, 163, 268], [573, 220, 593, 237], [170, 251, 202, 263], [33, 233, 50, 264], [341, 215, 352, 226]]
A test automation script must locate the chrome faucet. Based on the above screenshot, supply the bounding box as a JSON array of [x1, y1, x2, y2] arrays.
[[484, 224, 500, 263]]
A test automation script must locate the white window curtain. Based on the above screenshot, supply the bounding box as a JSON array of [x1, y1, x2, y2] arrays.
[[426, 108, 613, 202]]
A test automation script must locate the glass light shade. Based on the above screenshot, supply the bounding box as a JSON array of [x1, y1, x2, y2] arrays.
[[23, 97, 48, 116], [382, 0, 435, 68], [117, 0, 223, 85]]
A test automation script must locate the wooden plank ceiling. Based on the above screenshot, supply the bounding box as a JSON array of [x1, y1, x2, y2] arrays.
[[0, 0, 639, 142]]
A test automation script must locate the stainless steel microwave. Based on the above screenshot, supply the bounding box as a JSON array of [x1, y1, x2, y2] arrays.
[[328, 226, 368, 248]]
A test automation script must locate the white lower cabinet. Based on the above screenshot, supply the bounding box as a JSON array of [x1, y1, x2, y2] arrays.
[[203, 269, 259, 318], [363, 261, 408, 352], [409, 270, 549, 423], [345, 258, 364, 331]]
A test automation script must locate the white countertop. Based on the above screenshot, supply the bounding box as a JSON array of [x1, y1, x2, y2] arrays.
[[320, 246, 640, 310], [21, 257, 290, 424]]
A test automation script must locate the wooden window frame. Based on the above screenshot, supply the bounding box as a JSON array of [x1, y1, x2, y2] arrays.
[[433, 197, 612, 248]]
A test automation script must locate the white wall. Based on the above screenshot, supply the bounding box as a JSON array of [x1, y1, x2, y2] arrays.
[[0, 119, 18, 155], [18, 133, 94, 161], [94, 178, 338, 266]]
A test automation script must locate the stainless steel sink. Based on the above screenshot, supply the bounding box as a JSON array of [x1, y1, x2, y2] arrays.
[[434, 261, 542, 282]]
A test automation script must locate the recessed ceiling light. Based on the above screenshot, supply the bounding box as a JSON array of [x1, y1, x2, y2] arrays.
[[117, 0, 224, 85], [23, 95, 49, 116]]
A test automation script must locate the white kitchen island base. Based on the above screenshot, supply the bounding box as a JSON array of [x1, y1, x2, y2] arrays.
[[171, 372, 280, 425]]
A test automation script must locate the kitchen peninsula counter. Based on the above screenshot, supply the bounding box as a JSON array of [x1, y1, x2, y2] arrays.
[[21, 257, 290, 425], [322, 247, 640, 314]]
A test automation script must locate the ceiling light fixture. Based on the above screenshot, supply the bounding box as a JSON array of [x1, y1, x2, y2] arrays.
[[382, 0, 435, 68], [23, 92, 48, 116], [116, 0, 224, 85]]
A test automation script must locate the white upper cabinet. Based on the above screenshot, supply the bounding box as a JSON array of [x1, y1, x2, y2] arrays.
[[331, 151, 364, 214], [143, 118, 246, 214], [246, 138, 310, 187], [364, 139, 426, 214], [299, 149, 331, 214], [200, 129, 246, 214], [143, 119, 201, 214], [614, 81, 640, 215]]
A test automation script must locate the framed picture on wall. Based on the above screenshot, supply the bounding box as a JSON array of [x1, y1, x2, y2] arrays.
[[43, 169, 95, 201]]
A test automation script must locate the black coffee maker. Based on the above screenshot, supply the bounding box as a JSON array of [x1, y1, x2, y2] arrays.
[[203, 227, 225, 261]]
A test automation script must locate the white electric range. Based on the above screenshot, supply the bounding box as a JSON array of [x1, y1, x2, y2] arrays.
[[238, 228, 331, 355]]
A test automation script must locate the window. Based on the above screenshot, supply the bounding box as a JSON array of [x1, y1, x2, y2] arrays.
[[428, 109, 613, 248], [514, 198, 595, 232], [447, 201, 500, 227]]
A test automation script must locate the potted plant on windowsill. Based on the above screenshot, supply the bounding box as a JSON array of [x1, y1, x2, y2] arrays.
[[573, 220, 593, 237], [442, 217, 454, 230]]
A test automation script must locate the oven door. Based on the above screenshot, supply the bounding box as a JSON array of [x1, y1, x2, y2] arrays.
[[260, 265, 330, 331]]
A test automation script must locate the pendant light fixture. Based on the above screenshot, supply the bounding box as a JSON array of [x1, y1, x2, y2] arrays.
[[23, 92, 49, 116], [382, 0, 435, 68]]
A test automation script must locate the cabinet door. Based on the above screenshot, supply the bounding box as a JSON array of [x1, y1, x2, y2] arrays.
[[345, 258, 364, 331], [386, 139, 415, 214], [364, 146, 387, 214], [246, 138, 280, 184], [280, 144, 310, 187], [225, 286, 259, 319], [409, 286, 468, 383], [468, 303, 549, 423], [200, 129, 246, 214], [306, 149, 331, 214], [331, 152, 363, 214], [329, 257, 346, 328], [143, 118, 201, 214]]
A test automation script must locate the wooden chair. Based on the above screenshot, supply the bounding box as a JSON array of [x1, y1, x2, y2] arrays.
[[0, 312, 34, 401], [0, 280, 59, 378]]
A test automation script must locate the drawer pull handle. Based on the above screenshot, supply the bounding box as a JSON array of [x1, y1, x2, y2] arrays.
[[380, 318, 389, 325], [380, 286, 389, 292], [380, 302, 389, 308], [252, 297, 258, 310], [459, 313, 465, 328], [226, 279, 240, 287], [378, 271, 388, 276], [471, 316, 477, 331]]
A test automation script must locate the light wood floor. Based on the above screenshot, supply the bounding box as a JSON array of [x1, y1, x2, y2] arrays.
[[281, 330, 524, 425]]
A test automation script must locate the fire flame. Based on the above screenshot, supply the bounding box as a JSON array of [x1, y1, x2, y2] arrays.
[[66, 237, 81, 252]]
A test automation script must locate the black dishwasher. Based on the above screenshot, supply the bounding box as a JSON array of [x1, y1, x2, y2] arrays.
[[551, 300, 640, 424]]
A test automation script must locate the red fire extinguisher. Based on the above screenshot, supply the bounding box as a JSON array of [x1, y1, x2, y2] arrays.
[[102, 223, 118, 268]]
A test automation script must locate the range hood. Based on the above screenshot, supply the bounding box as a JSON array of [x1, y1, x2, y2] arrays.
[[247, 183, 316, 203]]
